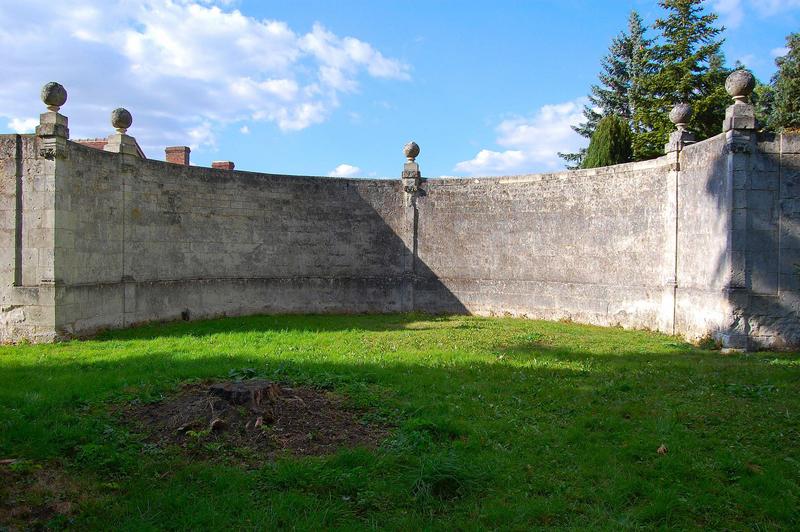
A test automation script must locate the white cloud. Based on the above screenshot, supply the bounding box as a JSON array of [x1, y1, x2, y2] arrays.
[[454, 98, 587, 176], [301, 23, 410, 87], [0, 0, 410, 155], [187, 121, 216, 150], [737, 53, 757, 67], [713, 0, 745, 28], [751, 0, 800, 15], [328, 164, 361, 177], [713, 0, 800, 27], [772, 46, 790, 57], [239, 125, 250, 134], [7, 117, 38, 133]]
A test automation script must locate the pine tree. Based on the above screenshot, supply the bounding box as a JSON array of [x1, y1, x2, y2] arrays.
[[633, 0, 728, 159], [768, 33, 800, 130], [755, 82, 776, 128], [692, 50, 731, 140], [582, 115, 633, 169], [627, 14, 655, 143], [559, 11, 653, 168]]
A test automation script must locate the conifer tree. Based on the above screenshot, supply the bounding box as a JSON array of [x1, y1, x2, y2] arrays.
[[768, 33, 800, 130], [633, 0, 728, 159], [755, 82, 776, 128], [559, 11, 652, 168], [582, 115, 633, 169]]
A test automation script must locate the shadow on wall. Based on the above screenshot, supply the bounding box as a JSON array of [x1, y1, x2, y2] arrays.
[[673, 71, 799, 350], [50, 142, 468, 333], [697, 130, 800, 349], [739, 132, 798, 348], [3, 76, 799, 349]]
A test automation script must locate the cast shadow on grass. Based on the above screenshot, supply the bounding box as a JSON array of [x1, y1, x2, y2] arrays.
[[2, 316, 798, 529], [1, 313, 784, 421], [97, 312, 476, 341]]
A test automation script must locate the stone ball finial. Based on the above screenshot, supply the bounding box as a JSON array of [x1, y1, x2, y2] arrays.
[[669, 103, 692, 130], [403, 141, 420, 162], [111, 108, 133, 134], [725, 69, 756, 103], [41, 82, 67, 112]]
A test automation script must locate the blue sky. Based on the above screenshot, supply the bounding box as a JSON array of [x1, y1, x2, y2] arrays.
[[1, 0, 797, 178]]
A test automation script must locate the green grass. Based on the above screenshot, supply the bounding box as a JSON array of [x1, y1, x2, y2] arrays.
[[1, 313, 798, 530]]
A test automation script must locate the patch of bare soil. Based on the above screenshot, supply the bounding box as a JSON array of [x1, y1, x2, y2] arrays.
[[125, 380, 389, 460], [0, 461, 80, 530]]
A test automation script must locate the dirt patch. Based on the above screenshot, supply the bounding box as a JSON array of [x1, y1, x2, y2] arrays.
[[0, 461, 80, 530], [124, 380, 389, 461]]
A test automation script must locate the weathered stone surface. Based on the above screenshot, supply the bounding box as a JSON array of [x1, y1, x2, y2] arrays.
[[40, 82, 67, 111], [415, 159, 672, 332], [669, 103, 692, 126], [403, 141, 420, 161], [103, 133, 140, 156], [725, 70, 756, 101], [665, 129, 695, 153], [0, 127, 796, 348], [35, 111, 69, 138], [110, 108, 133, 133], [723, 102, 757, 132]]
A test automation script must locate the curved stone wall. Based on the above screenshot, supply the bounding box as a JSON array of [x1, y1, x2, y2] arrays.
[[55, 141, 413, 335], [414, 157, 674, 331], [0, 127, 798, 348]]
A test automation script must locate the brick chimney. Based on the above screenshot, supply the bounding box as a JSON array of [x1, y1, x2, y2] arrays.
[[165, 146, 190, 165], [211, 161, 235, 171]]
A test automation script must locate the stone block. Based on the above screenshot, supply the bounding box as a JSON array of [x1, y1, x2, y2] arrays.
[[783, 172, 800, 203], [104, 133, 141, 156], [748, 189, 776, 214], [782, 133, 800, 154], [665, 130, 695, 153], [723, 102, 756, 132], [35, 111, 69, 139], [750, 170, 778, 191], [749, 210, 777, 232], [747, 229, 779, 252], [733, 167, 750, 189], [757, 132, 780, 153], [779, 272, 800, 291], [732, 208, 747, 234], [733, 191, 747, 209], [749, 254, 779, 294], [781, 199, 800, 220]]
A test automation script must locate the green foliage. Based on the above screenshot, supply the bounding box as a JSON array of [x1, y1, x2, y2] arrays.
[[560, 11, 652, 168], [557, 149, 586, 170], [633, 0, 729, 159], [755, 82, 776, 128], [767, 33, 800, 130], [582, 115, 633, 168], [0, 314, 799, 529], [570, 1, 732, 165]]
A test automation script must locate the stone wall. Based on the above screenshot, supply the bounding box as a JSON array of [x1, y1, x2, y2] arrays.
[[741, 133, 800, 347], [414, 157, 673, 332], [0, 85, 798, 348], [673, 134, 733, 342], [52, 142, 410, 335], [0, 135, 56, 342]]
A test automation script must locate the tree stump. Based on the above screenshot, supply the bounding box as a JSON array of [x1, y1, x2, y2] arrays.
[[208, 380, 281, 406]]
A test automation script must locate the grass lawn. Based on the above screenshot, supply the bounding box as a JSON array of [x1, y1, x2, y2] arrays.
[[0, 313, 798, 530]]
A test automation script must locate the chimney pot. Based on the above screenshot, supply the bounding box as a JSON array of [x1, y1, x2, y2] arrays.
[[165, 146, 190, 165], [211, 161, 235, 171]]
